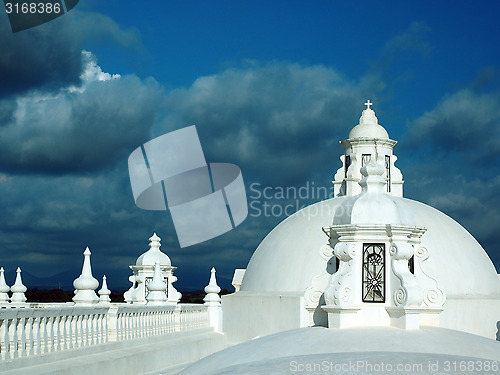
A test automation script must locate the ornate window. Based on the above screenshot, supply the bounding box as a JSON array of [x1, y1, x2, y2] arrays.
[[385, 155, 391, 192], [362, 154, 371, 167], [362, 243, 385, 302], [345, 155, 351, 178]]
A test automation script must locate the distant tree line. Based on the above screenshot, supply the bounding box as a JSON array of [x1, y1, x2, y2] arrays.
[[24, 288, 233, 303]]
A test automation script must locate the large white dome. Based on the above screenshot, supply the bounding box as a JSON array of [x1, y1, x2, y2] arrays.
[[240, 196, 500, 297]]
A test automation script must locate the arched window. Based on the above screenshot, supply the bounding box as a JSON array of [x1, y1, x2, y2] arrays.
[[362, 243, 385, 302], [385, 155, 391, 192], [345, 155, 351, 178], [362, 154, 371, 167]]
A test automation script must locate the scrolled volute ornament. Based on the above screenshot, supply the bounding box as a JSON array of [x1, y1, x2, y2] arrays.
[[334, 243, 356, 261], [415, 246, 429, 260], [394, 288, 407, 306]]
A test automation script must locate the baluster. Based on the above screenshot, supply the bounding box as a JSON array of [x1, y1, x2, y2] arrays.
[[82, 315, 87, 347], [0, 318, 7, 359], [89, 314, 94, 345], [95, 314, 100, 345], [132, 312, 136, 338], [54, 316, 61, 352], [124, 313, 128, 340], [60, 315, 67, 350], [33, 316, 40, 355], [48, 316, 54, 353], [68, 315, 74, 349], [74, 315, 80, 348], [8, 317, 17, 359], [25, 317, 33, 356], [18, 317, 26, 357], [42, 316, 48, 354]]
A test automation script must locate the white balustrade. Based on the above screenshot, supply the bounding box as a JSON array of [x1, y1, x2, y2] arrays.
[[0, 303, 209, 360]]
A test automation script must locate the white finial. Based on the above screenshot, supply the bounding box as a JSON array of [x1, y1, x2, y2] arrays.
[[204, 267, 221, 306], [73, 247, 99, 305], [146, 259, 167, 305], [98, 275, 111, 305], [0, 267, 10, 304], [10, 267, 27, 306], [149, 233, 161, 251], [359, 157, 386, 194], [364, 100, 373, 109]]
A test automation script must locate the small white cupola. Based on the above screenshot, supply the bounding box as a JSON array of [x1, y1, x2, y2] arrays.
[[333, 101, 404, 197], [323, 158, 445, 330], [124, 233, 182, 304]]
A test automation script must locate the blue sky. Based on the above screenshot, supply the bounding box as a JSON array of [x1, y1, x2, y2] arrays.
[[0, 0, 499, 291]]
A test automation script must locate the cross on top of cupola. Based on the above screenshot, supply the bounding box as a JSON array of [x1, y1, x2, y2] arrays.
[[364, 100, 373, 109]]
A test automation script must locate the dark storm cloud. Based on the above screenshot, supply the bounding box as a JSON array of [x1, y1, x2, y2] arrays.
[[161, 62, 381, 186], [0, 10, 141, 96], [0, 58, 162, 174]]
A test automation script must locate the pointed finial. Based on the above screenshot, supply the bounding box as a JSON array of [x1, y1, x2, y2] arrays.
[[73, 247, 99, 305], [149, 233, 161, 251], [98, 275, 111, 304], [0, 267, 10, 304], [364, 100, 373, 109], [10, 266, 27, 306], [146, 259, 167, 305], [204, 267, 221, 306]]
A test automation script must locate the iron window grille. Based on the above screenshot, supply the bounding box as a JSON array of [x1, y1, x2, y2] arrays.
[[362, 243, 385, 302]]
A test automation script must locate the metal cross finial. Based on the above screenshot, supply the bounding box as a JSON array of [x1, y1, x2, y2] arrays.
[[364, 100, 373, 109]]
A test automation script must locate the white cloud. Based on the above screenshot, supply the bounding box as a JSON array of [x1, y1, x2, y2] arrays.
[[0, 51, 162, 174]]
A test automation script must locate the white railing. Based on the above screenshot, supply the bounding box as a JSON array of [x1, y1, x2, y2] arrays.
[[0, 303, 209, 360], [111, 304, 208, 341]]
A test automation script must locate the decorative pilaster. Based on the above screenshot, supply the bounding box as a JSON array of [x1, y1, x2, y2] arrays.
[[10, 267, 27, 306], [146, 260, 167, 305], [98, 275, 111, 305], [73, 247, 99, 305], [204, 267, 222, 332], [322, 241, 361, 328], [0, 267, 10, 305]]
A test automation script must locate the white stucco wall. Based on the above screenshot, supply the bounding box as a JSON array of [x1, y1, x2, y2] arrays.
[[222, 292, 309, 344], [440, 297, 500, 340]]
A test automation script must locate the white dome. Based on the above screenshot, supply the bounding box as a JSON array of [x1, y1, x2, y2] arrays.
[[348, 107, 389, 140], [135, 233, 172, 267], [240, 197, 500, 297], [179, 327, 500, 374]]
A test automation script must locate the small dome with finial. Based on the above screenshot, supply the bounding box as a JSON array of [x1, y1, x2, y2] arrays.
[[135, 233, 172, 267], [348, 100, 389, 140]]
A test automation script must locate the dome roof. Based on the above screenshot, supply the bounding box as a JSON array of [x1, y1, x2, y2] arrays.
[[179, 327, 500, 375], [135, 233, 172, 267], [348, 106, 389, 140], [240, 196, 500, 297]]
